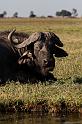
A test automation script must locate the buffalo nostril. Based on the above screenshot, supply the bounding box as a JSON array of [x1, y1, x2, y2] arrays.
[[43, 59, 48, 65]]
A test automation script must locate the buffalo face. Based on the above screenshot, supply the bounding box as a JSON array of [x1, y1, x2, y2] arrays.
[[34, 41, 55, 76]]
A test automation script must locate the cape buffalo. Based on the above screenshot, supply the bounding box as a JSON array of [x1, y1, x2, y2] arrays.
[[0, 29, 68, 83]]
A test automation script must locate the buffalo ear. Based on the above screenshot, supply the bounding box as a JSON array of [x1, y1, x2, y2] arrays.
[[54, 45, 68, 57], [18, 51, 28, 64], [18, 58, 25, 64], [47, 32, 63, 47], [18, 51, 33, 64]]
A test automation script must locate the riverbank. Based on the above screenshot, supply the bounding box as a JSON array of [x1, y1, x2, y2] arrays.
[[0, 80, 82, 114]]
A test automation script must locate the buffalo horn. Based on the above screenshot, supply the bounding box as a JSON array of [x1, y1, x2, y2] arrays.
[[8, 29, 19, 44], [8, 30, 41, 48], [14, 32, 41, 48]]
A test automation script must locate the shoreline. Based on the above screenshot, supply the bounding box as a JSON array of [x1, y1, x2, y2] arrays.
[[0, 81, 82, 115], [0, 99, 82, 115]]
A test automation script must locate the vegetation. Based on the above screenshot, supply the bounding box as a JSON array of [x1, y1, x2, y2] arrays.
[[56, 8, 78, 17], [0, 8, 78, 18], [13, 12, 18, 18], [0, 11, 7, 18], [0, 17, 82, 114], [56, 10, 72, 17], [29, 11, 36, 18]]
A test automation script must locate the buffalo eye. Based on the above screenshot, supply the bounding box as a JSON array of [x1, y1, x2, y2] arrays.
[[34, 42, 43, 51]]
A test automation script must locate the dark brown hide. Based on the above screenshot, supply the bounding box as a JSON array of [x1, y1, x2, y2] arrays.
[[33, 41, 55, 76], [0, 31, 30, 83], [54, 45, 68, 57]]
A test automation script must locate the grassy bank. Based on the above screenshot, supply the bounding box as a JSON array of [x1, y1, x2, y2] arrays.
[[0, 17, 82, 114], [0, 81, 82, 114]]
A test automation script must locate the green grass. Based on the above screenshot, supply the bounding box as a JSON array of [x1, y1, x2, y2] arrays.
[[0, 81, 82, 113], [0, 17, 82, 113]]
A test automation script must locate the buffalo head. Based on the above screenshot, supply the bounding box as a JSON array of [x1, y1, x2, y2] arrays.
[[8, 30, 68, 76]]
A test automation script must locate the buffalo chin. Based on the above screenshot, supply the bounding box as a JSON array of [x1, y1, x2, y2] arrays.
[[38, 68, 57, 81], [40, 67, 54, 76]]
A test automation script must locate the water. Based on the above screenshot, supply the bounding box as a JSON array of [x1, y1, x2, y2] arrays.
[[0, 113, 82, 124]]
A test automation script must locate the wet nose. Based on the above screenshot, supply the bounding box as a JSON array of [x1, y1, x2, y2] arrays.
[[43, 59, 48, 65]]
